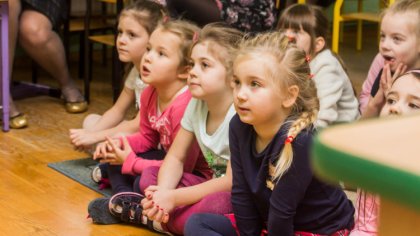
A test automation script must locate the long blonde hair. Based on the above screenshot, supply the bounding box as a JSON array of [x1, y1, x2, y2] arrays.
[[236, 32, 319, 181]]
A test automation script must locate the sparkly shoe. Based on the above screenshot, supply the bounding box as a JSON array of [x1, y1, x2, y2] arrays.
[[9, 113, 28, 129], [61, 85, 88, 113], [65, 101, 88, 113]]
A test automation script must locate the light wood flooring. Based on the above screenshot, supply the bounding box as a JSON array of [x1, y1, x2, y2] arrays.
[[1, 25, 379, 235]]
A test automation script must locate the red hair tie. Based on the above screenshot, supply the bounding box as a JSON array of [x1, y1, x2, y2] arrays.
[[284, 136, 294, 145], [305, 55, 311, 62]]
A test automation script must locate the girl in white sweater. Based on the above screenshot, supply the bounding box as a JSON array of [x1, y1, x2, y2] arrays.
[[278, 4, 359, 128]]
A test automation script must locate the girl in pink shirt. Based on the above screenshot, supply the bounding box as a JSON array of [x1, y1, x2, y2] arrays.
[[352, 2, 420, 235], [91, 20, 212, 196]]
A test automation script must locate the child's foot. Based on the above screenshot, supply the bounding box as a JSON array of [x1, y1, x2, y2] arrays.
[[108, 192, 145, 224], [87, 198, 120, 224]]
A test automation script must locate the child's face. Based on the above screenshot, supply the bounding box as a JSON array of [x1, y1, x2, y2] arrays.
[[380, 12, 420, 71], [188, 41, 228, 99], [283, 27, 312, 55], [140, 28, 183, 86], [380, 74, 420, 117], [116, 15, 150, 67], [232, 54, 290, 127]]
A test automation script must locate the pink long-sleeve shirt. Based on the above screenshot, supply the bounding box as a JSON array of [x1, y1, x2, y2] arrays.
[[359, 53, 385, 114], [122, 86, 212, 179]]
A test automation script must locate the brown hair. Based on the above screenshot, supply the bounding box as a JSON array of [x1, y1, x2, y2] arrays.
[[120, 0, 168, 78], [277, 3, 328, 56], [190, 22, 244, 79], [119, 0, 168, 35], [156, 20, 200, 68], [235, 31, 319, 180]]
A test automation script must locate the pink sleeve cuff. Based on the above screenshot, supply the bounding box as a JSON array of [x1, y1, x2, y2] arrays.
[[122, 151, 163, 175]]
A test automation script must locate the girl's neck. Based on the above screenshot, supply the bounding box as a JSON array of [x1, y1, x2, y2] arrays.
[[205, 90, 233, 135], [253, 114, 288, 152], [156, 80, 187, 111], [206, 90, 233, 118], [134, 63, 140, 73]]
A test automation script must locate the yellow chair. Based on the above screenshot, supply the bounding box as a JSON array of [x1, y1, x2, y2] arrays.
[[332, 0, 394, 53]]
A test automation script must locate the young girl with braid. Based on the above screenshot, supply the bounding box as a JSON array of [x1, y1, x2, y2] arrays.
[[185, 32, 355, 236]]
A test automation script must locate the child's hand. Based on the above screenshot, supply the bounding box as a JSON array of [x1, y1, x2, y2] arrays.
[[69, 128, 98, 151], [371, 63, 406, 108], [380, 62, 407, 95], [93, 140, 112, 160], [143, 186, 174, 223], [141, 186, 171, 223], [98, 136, 132, 165]]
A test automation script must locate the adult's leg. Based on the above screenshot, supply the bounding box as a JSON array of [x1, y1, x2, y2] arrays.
[[18, 10, 84, 103], [8, 0, 22, 117], [166, 0, 221, 26], [184, 213, 237, 236]]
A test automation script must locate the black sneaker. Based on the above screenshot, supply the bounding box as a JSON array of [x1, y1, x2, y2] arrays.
[[109, 192, 145, 224], [87, 197, 121, 224]]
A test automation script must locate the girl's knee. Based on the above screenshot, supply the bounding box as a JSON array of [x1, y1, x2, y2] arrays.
[[184, 213, 207, 235], [83, 114, 101, 130], [139, 166, 160, 193], [197, 192, 232, 214]]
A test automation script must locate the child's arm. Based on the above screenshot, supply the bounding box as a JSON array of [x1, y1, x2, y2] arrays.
[[69, 86, 136, 147], [156, 128, 196, 189], [359, 53, 385, 114], [312, 56, 355, 127]]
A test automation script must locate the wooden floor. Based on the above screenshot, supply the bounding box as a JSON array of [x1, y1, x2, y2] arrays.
[[1, 25, 378, 235]]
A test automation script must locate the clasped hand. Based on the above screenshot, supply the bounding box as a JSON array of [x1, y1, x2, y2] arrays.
[[141, 185, 174, 223], [93, 136, 132, 165], [373, 62, 407, 106]]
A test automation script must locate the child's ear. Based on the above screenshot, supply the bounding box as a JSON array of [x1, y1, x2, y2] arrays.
[[282, 85, 299, 108], [314, 36, 325, 54], [177, 65, 191, 80]]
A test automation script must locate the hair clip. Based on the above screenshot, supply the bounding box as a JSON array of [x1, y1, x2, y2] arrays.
[[284, 136, 294, 145], [308, 73, 314, 79], [287, 36, 295, 42], [192, 31, 199, 43], [160, 10, 169, 23], [305, 55, 311, 62]]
